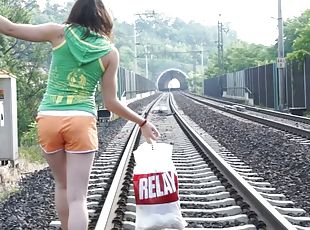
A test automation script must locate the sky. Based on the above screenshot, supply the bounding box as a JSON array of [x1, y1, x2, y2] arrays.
[[49, 0, 310, 46]]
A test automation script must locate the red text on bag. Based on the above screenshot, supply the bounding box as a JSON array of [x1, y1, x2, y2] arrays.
[[133, 171, 179, 205]]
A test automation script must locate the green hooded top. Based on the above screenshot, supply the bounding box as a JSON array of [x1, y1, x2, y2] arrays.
[[38, 25, 113, 115]]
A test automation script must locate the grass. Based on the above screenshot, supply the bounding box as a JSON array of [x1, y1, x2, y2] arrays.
[[19, 145, 45, 164], [304, 111, 310, 118], [0, 145, 45, 202], [0, 187, 19, 202]]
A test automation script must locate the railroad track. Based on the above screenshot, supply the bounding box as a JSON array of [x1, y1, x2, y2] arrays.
[[51, 92, 310, 229], [183, 93, 310, 140]]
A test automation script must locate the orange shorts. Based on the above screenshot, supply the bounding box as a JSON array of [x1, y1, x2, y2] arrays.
[[36, 115, 98, 154]]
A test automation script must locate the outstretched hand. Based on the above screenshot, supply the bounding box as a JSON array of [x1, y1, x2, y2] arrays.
[[140, 121, 160, 144]]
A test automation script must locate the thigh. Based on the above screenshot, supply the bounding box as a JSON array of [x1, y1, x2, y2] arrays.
[[43, 150, 67, 188], [66, 152, 95, 198]]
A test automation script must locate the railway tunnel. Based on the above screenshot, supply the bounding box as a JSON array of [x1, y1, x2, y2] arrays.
[[156, 68, 189, 91]]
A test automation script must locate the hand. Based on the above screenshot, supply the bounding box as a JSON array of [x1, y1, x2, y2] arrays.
[[140, 121, 160, 144]]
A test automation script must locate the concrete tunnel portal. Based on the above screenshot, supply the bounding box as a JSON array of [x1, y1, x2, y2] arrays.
[[156, 69, 189, 91]]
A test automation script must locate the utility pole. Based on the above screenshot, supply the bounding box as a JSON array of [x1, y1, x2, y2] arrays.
[[277, 0, 286, 111], [201, 44, 205, 96], [133, 10, 156, 75], [201, 45, 204, 73], [217, 17, 223, 72], [144, 44, 149, 79], [134, 21, 138, 73], [193, 65, 197, 93], [217, 14, 228, 73]]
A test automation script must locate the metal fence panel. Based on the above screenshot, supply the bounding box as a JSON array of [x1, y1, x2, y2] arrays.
[[204, 77, 223, 97], [258, 66, 266, 107], [265, 64, 275, 108], [251, 67, 260, 105], [245, 68, 252, 96], [292, 61, 305, 107], [285, 62, 293, 108], [305, 57, 310, 110]]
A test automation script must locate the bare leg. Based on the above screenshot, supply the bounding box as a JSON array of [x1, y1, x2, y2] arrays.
[[66, 152, 95, 230], [43, 150, 69, 230]]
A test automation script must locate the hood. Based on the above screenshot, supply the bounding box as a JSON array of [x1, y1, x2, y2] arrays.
[[64, 25, 112, 65]]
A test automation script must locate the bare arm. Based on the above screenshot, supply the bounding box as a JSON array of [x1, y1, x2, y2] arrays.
[[101, 47, 160, 143], [0, 15, 63, 43]]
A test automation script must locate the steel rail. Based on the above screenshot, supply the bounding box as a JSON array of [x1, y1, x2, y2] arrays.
[[94, 123, 139, 230], [94, 96, 161, 230], [184, 93, 310, 139], [187, 92, 310, 125], [169, 93, 297, 230]]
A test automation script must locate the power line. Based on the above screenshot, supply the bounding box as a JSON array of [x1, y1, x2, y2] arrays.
[[136, 50, 203, 58]]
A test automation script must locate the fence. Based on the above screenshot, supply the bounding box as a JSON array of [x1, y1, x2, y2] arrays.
[[117, 67, 156, 101], [204, 55, 310, 111]]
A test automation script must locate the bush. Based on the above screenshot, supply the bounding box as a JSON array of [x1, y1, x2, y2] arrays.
[[20, 122, 38, 147], [19, 122, 44, 163], [19, 146, 44, 164]]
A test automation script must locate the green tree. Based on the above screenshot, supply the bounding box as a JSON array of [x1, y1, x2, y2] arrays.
[[33, 1, 74, 24], [205, 40, 276, 77], [224, 40, 276, 72], [284, 9, 310, 58], [286, 10, 310, 61], [0, 0, 50, 139]]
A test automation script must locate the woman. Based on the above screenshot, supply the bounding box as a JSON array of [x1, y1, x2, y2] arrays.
[[0, 0, 160, 229]]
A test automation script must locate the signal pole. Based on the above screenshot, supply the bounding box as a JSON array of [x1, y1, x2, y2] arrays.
[[217, 14, 228, 74], [277, 0, 286, 111], [144, 44, 149, 79], [134, 21, 138, 73], [133, 10, 156, 75], [217, 15, 224, 73]]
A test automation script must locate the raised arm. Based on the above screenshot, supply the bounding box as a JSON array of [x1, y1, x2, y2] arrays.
[[101, 47, 160, 143], [0, 15, 63, 43]]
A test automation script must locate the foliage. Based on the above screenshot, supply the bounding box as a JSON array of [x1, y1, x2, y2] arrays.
[[33, 1, 74, 24], [187, 71, 204, 95], [0, 187, 19, 201], [20, 122, 38, 147], [1, 0, 310, 148], [304, 111, 310, 118], [0, 0, 73, 141], [224, 40, 276, 72], [205, 9, 310, 77], [19, 122, 44, 163], [205, 40, 276, 77], [19, 146, 44, 164], [0, 0, 47, 140], [284, 9, 310, 60], [114, 14, 237, 82]]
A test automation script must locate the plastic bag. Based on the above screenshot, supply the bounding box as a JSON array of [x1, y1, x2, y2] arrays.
[[133, 142, 187, 230]]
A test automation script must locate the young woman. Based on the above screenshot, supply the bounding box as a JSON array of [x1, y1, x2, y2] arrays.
[[0, 0, 160, 229]]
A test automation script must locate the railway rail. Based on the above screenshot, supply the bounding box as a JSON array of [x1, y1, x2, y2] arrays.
[[50, 92, 310, 230], [184, 93, 310, 140]]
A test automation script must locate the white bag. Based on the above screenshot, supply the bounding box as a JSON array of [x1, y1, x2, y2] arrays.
[[133, 142, 187, 230]]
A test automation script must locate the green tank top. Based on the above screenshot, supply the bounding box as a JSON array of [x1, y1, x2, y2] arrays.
[[38, 25, 113, 115]]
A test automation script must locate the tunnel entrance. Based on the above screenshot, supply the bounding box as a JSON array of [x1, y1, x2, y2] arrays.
[[156, 69, 189, 91], [168, 79, 180, 89]]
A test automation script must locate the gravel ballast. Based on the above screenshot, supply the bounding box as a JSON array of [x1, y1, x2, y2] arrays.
[[0, 94, 159, 230], [174, 92, 310, 215]]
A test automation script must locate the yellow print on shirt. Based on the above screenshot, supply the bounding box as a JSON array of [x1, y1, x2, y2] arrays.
[[48, 69, 90, 105], [48, 94, 88, 105], [66, 69, 88, 104], [67, 69, 87, 91]]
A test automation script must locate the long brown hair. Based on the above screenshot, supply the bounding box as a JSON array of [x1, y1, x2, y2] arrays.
[[66, 0, 113, 39]]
